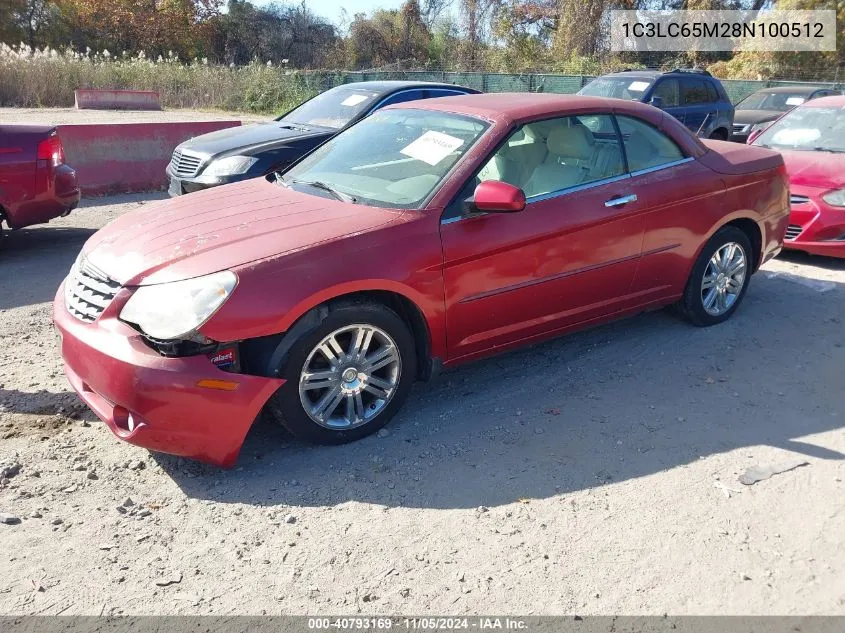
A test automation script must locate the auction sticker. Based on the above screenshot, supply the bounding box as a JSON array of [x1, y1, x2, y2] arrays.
[[341, 94, 369, 107], [400, 131, 464, 166]]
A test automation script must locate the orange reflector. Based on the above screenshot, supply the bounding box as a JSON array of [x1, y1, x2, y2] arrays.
[[196, 379, 239, 391]]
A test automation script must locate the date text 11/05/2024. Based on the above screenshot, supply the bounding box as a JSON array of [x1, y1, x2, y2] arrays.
[[307, 618, 528, 630]]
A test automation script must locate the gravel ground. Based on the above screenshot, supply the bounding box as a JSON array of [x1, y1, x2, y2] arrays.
[[0, 194, 843, 615], [1, 108, 265, 125]]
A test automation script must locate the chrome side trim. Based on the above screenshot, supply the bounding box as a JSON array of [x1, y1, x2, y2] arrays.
[[628, 156, 694, 178], [527, 172, 632, 204]]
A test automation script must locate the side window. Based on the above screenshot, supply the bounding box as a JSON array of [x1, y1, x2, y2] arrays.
[[476, 115, 625, 199], [681, 79, 709, 105], [377, 90, 424, 108], [616, 115, 685, 173], [652, 79, 680, 107], [706, 82, 720, 102]]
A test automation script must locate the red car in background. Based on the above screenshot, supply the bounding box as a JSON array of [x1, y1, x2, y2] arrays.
[[0, 125, 80, 241], [54, 93, 788, 467], [750, 95, 845, 258]]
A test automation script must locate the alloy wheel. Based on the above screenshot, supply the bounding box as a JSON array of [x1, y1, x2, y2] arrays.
[[701, 241, 747, 316], [298, 324, 402, 429]]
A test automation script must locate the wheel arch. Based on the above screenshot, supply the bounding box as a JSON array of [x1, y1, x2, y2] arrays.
[[687, 214, 763, 280], [709, 127, 730, 141], [241, 285, 439, 383], [723, 217, 763, 271]]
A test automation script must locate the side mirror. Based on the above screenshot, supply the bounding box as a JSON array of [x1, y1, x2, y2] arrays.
[[472, 180, 526, 213], [649, 96, 663, 109]]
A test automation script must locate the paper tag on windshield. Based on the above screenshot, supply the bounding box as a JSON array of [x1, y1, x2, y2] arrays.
[[400, 131, 464, 166], [785, 97, 806, 106], [771, 128, 820, 145], [628, 81, 650, 91], [341, 94, 369, 107]]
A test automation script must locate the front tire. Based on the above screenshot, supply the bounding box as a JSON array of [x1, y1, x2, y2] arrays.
[[678, 226, 752, 326], [266, 301, 416, 444]]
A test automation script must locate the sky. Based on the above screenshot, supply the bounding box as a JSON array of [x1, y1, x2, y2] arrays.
[[255, 0, 408, 24]]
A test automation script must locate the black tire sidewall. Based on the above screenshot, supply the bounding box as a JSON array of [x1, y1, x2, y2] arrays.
[[269, 302, 417, 444], [682, 226, 753, 326]]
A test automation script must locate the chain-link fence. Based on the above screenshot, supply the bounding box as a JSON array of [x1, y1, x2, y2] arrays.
[[334, 70, 842, 104]]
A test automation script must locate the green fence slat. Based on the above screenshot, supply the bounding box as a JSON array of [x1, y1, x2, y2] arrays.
[[327, 72, 842, 104]]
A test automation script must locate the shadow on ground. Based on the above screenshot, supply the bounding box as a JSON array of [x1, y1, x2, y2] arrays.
[[0, 227, 94, 310], [152, 269, 845, 509], [0, 192, 167, 310]]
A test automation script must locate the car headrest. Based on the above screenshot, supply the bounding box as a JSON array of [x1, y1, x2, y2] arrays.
[[547, 125, 594, 158]]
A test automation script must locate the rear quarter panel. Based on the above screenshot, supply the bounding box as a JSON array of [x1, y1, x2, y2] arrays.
[[634, 158, 787, 302], [0, 133, 37, 224]]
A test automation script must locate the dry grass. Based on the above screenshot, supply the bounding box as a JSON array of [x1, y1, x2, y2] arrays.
[[0, 45, 346, 113]]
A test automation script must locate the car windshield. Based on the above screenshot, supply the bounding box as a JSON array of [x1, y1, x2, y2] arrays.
[[579, 77, 652, 100], [754, 105, 845, 152], [737, 91, 807, 112], [279, 86, 381, 129], [281, 109, 490, 209]]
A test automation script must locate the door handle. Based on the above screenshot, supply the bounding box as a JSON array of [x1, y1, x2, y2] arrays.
[[605, 194, 637, 208]]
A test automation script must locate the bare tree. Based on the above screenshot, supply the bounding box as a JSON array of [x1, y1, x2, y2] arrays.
[[419, 0, 451, 27], [459, 0, 499, 69]]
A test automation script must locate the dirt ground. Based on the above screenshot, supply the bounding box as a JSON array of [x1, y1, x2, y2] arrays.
[[1, 108, 265, 125], [0, 194, 843, 616]]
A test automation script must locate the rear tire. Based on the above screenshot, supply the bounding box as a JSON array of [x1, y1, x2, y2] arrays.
[[266, 301, 416, 444], [677, 226, 753, 326]]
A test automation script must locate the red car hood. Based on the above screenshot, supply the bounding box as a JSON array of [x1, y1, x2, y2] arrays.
[[83, 179, 403, 286], [780, 150, 845, 190]]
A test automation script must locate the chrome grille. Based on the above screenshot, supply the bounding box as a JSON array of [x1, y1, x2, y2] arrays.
[[65, 258, 121, 323], [169, 148, 203, 178], [784, 224, 803, 241], [732, 123, 749, 134], [790, 194, 810, 205]]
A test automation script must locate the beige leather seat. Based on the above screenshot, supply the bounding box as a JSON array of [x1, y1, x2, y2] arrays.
[[524, 125, 595, 197], [477, 129, 547, 189]]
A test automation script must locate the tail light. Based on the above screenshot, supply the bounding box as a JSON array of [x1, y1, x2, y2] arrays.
[[36, 133, 65, 167], [35, 131, 65, 193]]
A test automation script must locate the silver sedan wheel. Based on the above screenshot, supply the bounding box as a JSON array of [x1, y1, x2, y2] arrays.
[[298, 324, 402, 430], [701, 241, 747, 316]]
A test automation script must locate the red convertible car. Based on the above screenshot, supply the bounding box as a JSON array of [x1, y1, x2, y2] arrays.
[[0, 125, 80, 240], [54, 93, 788, 466], [750, 95, 845, 258]]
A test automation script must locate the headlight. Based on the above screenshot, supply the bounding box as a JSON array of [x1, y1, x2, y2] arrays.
[[822, 189, 845, 207], [202, 155, 259, 177], [120, 271, 237, 340]]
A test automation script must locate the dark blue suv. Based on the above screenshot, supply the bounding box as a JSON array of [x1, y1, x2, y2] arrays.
[[578, 69, 734, 140]]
